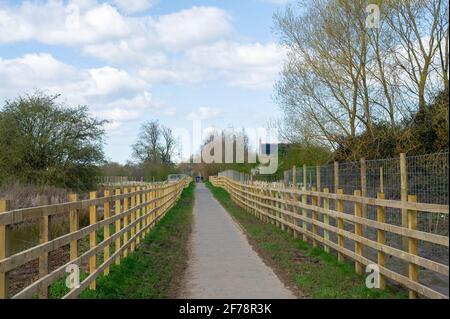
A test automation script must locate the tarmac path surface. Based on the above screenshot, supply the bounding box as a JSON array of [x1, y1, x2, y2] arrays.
[[181, 183, 295, 299]]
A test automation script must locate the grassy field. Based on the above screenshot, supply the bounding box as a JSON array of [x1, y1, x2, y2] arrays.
[[206, 181, 407, 299], [50, 182, 195, 299]]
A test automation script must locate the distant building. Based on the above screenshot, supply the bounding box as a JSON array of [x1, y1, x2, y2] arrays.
[[259, 141, 292, 158], [256, 140, 293, 176], [259, 143, 278, 156]]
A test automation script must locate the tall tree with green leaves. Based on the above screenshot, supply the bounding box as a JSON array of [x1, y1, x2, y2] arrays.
[[0, 91, 107, 190]]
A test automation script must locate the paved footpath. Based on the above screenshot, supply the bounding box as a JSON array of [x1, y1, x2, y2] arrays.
[[182, 183, 295, 299]]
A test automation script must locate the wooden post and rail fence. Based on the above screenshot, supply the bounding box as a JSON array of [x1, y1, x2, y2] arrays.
[[0, 177, 191, 299], [211, 153, 449, 299]]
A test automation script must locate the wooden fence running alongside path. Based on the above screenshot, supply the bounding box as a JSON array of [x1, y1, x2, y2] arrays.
[[0, 177, 191, 299], [211, 168, 449, 299]]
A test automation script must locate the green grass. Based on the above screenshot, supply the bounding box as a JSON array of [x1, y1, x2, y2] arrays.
[[206, 181, 407, 299], [49, 182, 195, 299]]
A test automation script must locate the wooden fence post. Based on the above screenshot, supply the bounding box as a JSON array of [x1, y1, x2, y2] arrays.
[[115, 188, 121, 265], [156, 185, 160, 217], [252, 185, 258, 219], [292, 166, 298, 239], [274, 189, 280, 228], [311, 186, 318, 248], [280, 190, 285, 230], [408, 195, 418, 299], [334, 161, 339, 193], [316, 165, 321, 192], [336, 188, 344, 262], [257, 186, 261, 220], [153, 185, 157, 226], [38, 196, 51, 299], [122, 187, 129, 258], [256, 186, 262, 221], [161, 184, 164, 218], [354, 190, 362, 274], [271, 189, 276, 225], [246, 184, 251, 215], [266, 187, 271, 224], [89, 191, 97, 290], [261, 185, 265, 220], [149, 185, 154, 232], [145, 186, 150, 235], [162, 184, 167, 217], [130, 187, 136, 252], [103, 190, 111, 276], [69, 194, 79, 262], [136, 186, 141, 247], [140, 186, 146, 240], [360, 158, 367, 215], [145, 184, 152, 234], [148, 185, 152, 227], [0, 199, 11, 299], [280, 189, 286, 231], [400, 153, 408, 252], [262, 187, 268, 223], [323, 188, 330, 253], [334, 160, 340, 255], [302, 164, 307, 242], [151, 185, 156, 228], [377, 192, 386, 289], [360, 158, 368, 259], [261, 186, 266, 223], [379, 167, 384, 193], [316, 165, 321, 246]]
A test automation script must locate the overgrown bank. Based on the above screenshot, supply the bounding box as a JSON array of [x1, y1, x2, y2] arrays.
[[50, 182, 195, 299], [206, 182, 406, 299]]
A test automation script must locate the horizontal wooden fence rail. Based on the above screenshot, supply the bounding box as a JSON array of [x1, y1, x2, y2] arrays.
[[0, 178, 191, 299], [210, 176, 449, 299]]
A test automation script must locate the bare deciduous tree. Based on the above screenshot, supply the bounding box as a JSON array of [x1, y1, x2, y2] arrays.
[[132, 120, 178, 165], [274, 0, 448, 159], [160, 126, 177, 165]]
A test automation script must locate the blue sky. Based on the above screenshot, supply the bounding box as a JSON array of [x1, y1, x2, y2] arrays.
[[0, 0, 293, 163]]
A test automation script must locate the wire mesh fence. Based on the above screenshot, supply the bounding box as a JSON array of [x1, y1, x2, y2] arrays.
[[218, 170, 251, 183], [223, 152, 449, 235], [217, 151, 449, 297]]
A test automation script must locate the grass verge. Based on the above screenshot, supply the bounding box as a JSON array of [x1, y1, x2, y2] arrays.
[[206, 181, 406, 299], [50, 182, 194, 299]]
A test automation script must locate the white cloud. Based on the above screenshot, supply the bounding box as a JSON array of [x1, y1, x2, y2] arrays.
[[88, 66, 146, 95], [83, 40, 166, 65], [0, 0, 287, 162], [138, 62, 205, 84], [0, 54, 175, 133], [187, 41, 286, 89], [92, 91, 176, 131], [0, 0, 285, 138], [0, 2, 233, 51], [0, 2, 278, 89], [112, 0, 157, 14], [155, 6, 233, 49], [0, 1, 131, 45], [0, 8, 33, 43], [187, 107, 223, 120], [0, 0, 238, 83], [97, 92, 176, 118], [0, 53, 79, 88], [187, 41, 283, 69]]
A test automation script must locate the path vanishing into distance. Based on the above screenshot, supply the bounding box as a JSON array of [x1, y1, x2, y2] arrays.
[[181, 183, 295, 299]]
